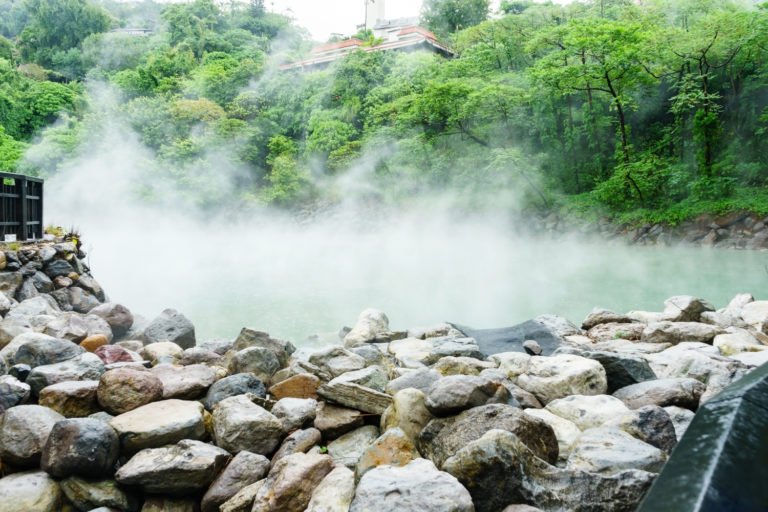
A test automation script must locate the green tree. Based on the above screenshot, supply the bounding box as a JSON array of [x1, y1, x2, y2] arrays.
[[421, 0, 490, 37]]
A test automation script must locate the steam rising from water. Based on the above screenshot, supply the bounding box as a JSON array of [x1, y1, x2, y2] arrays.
[[44, 84, 767, 345]]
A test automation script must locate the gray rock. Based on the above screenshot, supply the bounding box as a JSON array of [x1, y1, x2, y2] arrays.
[[584, 351, 657, 393], [201, 451, 270, 512], [0, 317, 33, 348], [425, 375, 509, 416], [0, 404, 65, 466], [349, 344, 385, 366], [523, 408, 581, 462], [12, 335, 84, 368], [433, 356, 497, 376], [314, 402, 364, 440], [271, 398, 317, 432], [199, 338, 235, 355], [327, 425, 379, 469], [613, 378, 705, 410], [587, 322, 645, 342], [566, 427, 667, 475], [142, 341, 183, 364], [305, 466, 356, 512], [604, 405, 677, 453], [317, 380, 393, 415], [44, 313, 113, 344], [0, 271, 23, 300], [89, 303, 134, 337], [109, 399, 206, 453], [418, 403, 558, 467], [150, 363, 219, 400], [212, 395, 284, 455], [344, 309, 392, 347], [331, 365, 388, 392], [663, 405, 695, 441], [229, 346, 281, 383], [522, 339, 543, 355], [26, 352, 105, 395], [220, 480, 265, 512], [0, 374, 30, 412], [41, 418, 119, 478], [381, 388, 433, 442], [350, 458, 474, 512], [232, 328, 295, 367], [642, 321, 722, 344], [140, 309, 196, 349], [15, 278, 39, 302], [73, 275, 106, 302], [0, 470, 62, 512], [270, 428, 322, 467], [251, 452, 335, 512], [662, 296, 714, 322], [308, 346, 367, 379], [59, 476, 139, 512], [386, 368, 441, 395], [45, 259, 75, 278], [115, 439, 230, 494], [69, 287, 100, 314], [582, 308, 634, 330], [204, 373, 266, 410], [180, 347, 221, 365], [516, 354, 608, 405]]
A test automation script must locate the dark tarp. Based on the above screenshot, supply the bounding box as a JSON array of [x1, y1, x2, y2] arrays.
[[450, 320, 563, 357], [637, 361, 768, 512]]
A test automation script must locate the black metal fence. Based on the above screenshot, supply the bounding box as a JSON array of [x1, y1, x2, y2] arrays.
[[0, 172, 44, 241]]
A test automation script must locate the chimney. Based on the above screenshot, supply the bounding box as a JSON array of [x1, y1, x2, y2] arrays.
[[366, 0, 386, 29]]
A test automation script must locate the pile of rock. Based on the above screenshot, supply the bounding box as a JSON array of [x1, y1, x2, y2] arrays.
[[1, 245, 766, 511]]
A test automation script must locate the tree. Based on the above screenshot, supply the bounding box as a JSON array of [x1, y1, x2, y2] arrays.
[[421, 0, 490, 37]]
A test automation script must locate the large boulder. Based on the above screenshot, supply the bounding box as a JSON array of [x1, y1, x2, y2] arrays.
[[566, 427, 667, 475], [418, 403, 558, 467], [97, 367, 164, 415], [425, 375, 510, 416], [583, 351, 657, 393], [115, 439, 230, 494], [603, 405, 677, 453], [350, 458, 474, 512], [109, 399, 206, 452], [232, 328, 295, 367], [0, 404, 64, 466], [269, 373, 320, 400], [201, 451, 270, 512], [516, 354, 607, 404], [140, 309, 196, 349], [40, 418, 119, 478], [212, 395, 284, 455], [0, 471, 61, 512], [204, 373, 267, 410]]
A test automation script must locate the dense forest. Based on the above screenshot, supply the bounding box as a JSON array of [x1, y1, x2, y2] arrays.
[[0, 0, 767, 224]]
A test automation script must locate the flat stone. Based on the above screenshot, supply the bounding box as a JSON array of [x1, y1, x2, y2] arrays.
[[587, 322, 645, 342], [268, 373, 319, 400], [308, 346, 366, 379], [314, 402, 364, 440], [109, 399, 205, 453], [386, 368, 441, 395], [212, 395, 284, 455], [97, 367, 164, 414], [582, 308, 634, 330], [566, 427, 667, 475], [115, 439, 230, 494], [270, 428, 322, 467], [642, 321, 723, 344], [331, 365, 388, 392], [613, 378, 705, 410], [11, 335, 84, 368], [317, 380, 393, 415], [26, 352, 105, 395]]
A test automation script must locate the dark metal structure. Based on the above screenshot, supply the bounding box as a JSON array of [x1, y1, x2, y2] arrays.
[[0, 172, 44, 241], [637, 361, 768, 512]]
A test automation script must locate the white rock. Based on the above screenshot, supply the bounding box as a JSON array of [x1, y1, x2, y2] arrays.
[[566, 427, 666, 475], [344, 309, 391, 347], [516, 354, 607, 405], [523, 408, 581, 462], [305, 466, 356, 512], [740, 301, 768, 330], [545, 394, 630, 430], [489, 352, 531, 380], [713, 329, 767, 356]]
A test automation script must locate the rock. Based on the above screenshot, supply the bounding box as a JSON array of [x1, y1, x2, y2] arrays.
[[662, 296, 714, 322], [0, 292, 10, 317], [663, 405, 695, 441], [44, 313, 112, 344], [523, 408, 581, 462], [109, 399, 206, 453], [386, 368, 441, 395], [30, 271, 54, 293], [604, 405, 677, 453], [425, 375, 509, 416], [150, 363, 218, 399], [142, 341, 183, 365], [0, 404, 64, 466], [8, 363, 31, 382], [587, 322, 645, 342], [739, 300, 768, 330], [418, 403, 558, 467], [229, 347, 281, 383], [232, 328, 295, 366], [80, 334, 109, 352], [250, 452, 334, 512], [516, 354, 607, 405], [0, 271, 23, 300], [180, 346, 221, 365], [641, 321, 722, 344], [730, 350, 768, 367], [350, 458, 473, 512], [582, 308, 634, 330], [45, 259, 75, 278], [651, 345, 748, 401], [94, 345, 137, 365], [268, 373, 319, 400], [141, 497, 198, 512], [356, 427, 419, 479], [220, 480, 265, 512], [271, 398, 317, 432], [442, 429, 654, 512], [317, 380, 393, 415], [502, 507, 543, 512], [0, 317, 33, 348], [12, 336, 84, 368], [344, 309, 392, 347], [41, 418, 119, 478], [713, 329, 766, 356], [349, 344, 386, 366], [6, 295, 58, 321], [433, 356, 497, 376], [212, 395, 284, 455], [327, 425, 379, 469], [314, 402, 364, 440], [331, 365, 388, 392], [308, 346, 366, 378], [613, 378, 705, 410], [522, 339, 543, 355], [490, 352, 532, 379], [566, 427, 667, 475], [59, 476, 138, 512], [0, 470, 62, 512], [89, 302, 134, 337], [69, 287, 101, 314], [381, 388, 432, 442], [0, 374, 30, 412], [15, 278, 39, 302], [584, 351, 657, 393], [115, 439, 230, 494], [39, 380, 100, 417], [97, 368, 163, 414], [305, 466, 356, 512], [205, 373, 266, 410], [139, 309, 196, 349], [201, 451, 270, 512], [545, 394, 630, 430], [271, 428, 322, 467], [26, 352, 105, 395]]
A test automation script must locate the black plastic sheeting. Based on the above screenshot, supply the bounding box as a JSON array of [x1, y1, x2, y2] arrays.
[[637, 361, 768, 512], [450, 320, 562, 357]]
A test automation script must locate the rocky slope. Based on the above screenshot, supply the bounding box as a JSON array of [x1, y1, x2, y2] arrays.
[[0, 241, 766, 512]]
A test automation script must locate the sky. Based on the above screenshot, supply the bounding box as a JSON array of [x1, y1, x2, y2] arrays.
[[265, 0, 424, 41]]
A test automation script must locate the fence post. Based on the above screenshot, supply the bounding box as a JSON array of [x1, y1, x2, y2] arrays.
[[20, 175, 28, 240]]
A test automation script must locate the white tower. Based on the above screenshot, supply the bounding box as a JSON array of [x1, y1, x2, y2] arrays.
[[366, 0, 386, 30]]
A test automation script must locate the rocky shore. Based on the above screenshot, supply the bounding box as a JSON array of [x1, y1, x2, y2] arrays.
[[0, 241, 766, 511]]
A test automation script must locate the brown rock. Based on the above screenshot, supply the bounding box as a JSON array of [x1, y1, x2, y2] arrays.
[[269, 374, 320, 400], [54, 276, 72, 289], [80, 334, 109, 353], [314, 402, 364, 440], [39, 381, 100, 417], [356, 428, 419, 479], [251, 452, 334, 512], [150, 363, 219, 400], [271, 428, 322, 468], [97, 368, 163, 414]]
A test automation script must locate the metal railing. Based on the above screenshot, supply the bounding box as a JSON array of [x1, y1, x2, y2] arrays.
[[0, 172, 44, 241]]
